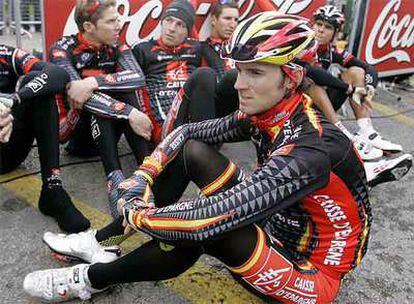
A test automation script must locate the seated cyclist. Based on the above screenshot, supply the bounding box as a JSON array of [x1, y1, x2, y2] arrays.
[[24, 13, 372, 303], [49, 0, 153, 218], [0, 44, 90, 233], [312, 5, 403, 160]]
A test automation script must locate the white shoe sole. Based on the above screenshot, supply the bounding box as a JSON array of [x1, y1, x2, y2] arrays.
[[368, 156, 412, 187]]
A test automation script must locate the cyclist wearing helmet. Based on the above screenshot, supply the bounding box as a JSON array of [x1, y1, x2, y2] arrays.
[[313, 5, 404, 159], [24, 12, 371, 303]]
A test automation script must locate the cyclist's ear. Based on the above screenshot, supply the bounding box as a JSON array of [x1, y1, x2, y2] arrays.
[[284, 69, 303, 90]]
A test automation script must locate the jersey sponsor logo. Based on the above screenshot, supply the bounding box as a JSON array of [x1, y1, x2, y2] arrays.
[[157, 201, 195, 213], [104, 74, 116, 84], [165, 61, 188, 82], [116, 71, 141, 82], [294, 278, 315, 293], [80, 52, 91, 62], [157, 54, 173, 61], [242, 247, 293, 295], [181, 54, 197, 59], [275, 289, 317, 304], [272, 212, 301, 228], [271, 143, 295, 157], [91, 119, 101, 139], [52, 49, 67, 59], [313, 195, 352, 266], [26, 73, 48, 93], [169, 132, 185, 152], [111, 101, 126, 113]]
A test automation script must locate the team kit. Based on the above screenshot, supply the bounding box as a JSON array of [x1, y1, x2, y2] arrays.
[[0, 1, 412, 303]]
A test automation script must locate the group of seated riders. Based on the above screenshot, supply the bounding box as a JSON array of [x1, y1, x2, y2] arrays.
[[0, 1, 412, 303]]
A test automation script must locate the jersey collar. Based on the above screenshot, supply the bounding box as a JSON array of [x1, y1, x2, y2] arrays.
[[250, 92, 303, 139]]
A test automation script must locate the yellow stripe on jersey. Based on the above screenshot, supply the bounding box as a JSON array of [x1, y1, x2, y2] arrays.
[[303, 95, 322, 136], [140, 212, 234, 231]]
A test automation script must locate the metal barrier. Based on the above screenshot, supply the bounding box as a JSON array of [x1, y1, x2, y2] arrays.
[[0, 0, 42, 51]]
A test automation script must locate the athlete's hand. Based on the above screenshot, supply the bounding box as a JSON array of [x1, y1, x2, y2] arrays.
[[67, 77, 98, 109], [117, 171, 155, 215], [365, 85, 375, 103], [351, 86, 367, 105], [128, 108, 152, 140], [120, 199, 154, 234], [0, 93, 17, 108], [0, 103, 13, 143]]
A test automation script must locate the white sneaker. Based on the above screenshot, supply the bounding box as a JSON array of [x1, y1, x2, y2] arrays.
[[367, 132, 403, 153], [353, 133, 383, 161], [23, 264, 103, 302], [43, 229, 121, 264], [365, 154, 413, 187]]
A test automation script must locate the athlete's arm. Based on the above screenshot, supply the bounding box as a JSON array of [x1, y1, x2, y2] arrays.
[[333, 50, 378, 87], [49, 40, 136, 120], [117, 112, 252, 203], [304, 64, 350, 93], [124, 132, 330, 242], [140, 111, 252, 177], [93, 45, 146, 91]]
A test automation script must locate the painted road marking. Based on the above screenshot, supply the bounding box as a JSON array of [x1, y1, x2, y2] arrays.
[[372, 101, 414, 127], [0, 173, 262, 304]]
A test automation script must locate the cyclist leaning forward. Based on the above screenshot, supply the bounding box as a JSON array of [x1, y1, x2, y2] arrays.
[[24, 13, 372, 303], [49, 0, 153, 219]]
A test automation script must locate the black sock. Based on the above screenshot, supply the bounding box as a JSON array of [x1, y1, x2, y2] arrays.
[[95, 217, 127, 246], [39, 176, 90, 233]]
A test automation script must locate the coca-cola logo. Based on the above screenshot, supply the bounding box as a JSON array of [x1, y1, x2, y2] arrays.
[[365, 0, 413, 65], [62, 0, 318, 46]]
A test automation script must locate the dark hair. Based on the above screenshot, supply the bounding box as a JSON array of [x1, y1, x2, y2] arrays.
[[210, 1, 238, 19], [74, 0, 117, 32]]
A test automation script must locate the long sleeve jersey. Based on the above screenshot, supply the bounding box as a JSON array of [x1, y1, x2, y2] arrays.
[[0, 44, 43, 93], [127, 93, 372, 280], [49, 33, 146, 120], [132, 38, 202, 126], [317, 43, 378, 87], [201, 37, 235, 81]]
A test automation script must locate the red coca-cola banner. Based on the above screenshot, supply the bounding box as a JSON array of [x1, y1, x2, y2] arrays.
[[357, 0, 414, 77], [43, 0, 326, 53]]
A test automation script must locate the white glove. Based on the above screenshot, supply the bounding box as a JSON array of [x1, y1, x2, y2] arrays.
[[0, 103, 13, 143], [365, 85, 375, 103], [351, 86, 367, 105], [0, 94, 15, 108]]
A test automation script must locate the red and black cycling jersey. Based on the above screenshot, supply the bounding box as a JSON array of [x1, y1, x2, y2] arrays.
[[201, 37, 234, 81], [49, 33, 145, 121], [0, 44, 42, 93], [126, 93, 371, 280], [317, 43, 378, 87], [132, 38, 202, 128]]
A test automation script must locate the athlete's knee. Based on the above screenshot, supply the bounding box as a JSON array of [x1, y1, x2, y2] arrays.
[[186, 67, 216, 91], [183, 139, 211, 167], [19, 71, 39, 87], [341, 67, 365, 84]]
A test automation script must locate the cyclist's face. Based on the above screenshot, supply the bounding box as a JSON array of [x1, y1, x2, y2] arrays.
[[313, 20, 335, 45], [88, 6, 121, 46], [161, 16, 188, 47], [234, 62, 286, 115], [211, 8, 239, 40]]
